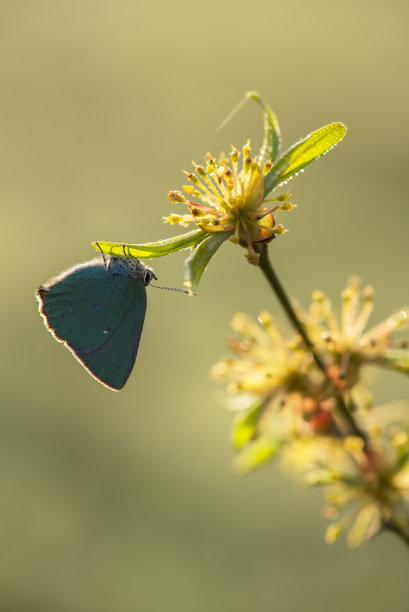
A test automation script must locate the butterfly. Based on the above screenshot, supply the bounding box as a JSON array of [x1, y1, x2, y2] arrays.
[[36, 249, 157, 390]]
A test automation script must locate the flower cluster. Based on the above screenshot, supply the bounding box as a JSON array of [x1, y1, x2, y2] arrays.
[[211, 279, 409, 545], [284, 426, 409, 546], [166, 142, 295, 264], [299, 277, 409, 388]]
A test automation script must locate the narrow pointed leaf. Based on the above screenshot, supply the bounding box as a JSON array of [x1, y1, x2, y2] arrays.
[[184, 231, 230, 289], [232, 399, 266, 449], [263, 122, 347, 196], [233, 436, 279, 474], [247, 91, 281, 163], [347, 503, 382, 547], [93, 229, 207, 259], [377, 350, 409, 375]]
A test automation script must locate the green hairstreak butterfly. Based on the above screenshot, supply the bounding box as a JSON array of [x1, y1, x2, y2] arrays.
[[37, 248, 171, 390]]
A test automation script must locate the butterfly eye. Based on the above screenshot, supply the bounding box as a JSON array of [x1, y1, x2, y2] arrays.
[[144, 269, 157, 286]]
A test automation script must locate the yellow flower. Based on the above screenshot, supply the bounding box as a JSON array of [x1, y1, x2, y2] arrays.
[[297, 277, 409, 386], [210, 310, 319, 397], [166, 141, 295, 264], [211, 311, 341, 474], [284, 408, 409, 546]]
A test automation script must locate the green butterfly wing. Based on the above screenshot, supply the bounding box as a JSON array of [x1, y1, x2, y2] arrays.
[[37, 258, 147, 390]]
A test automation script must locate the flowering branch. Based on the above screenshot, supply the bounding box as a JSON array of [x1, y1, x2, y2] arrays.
[[256, 243, 368, 444], [92, 92, 409, 549], [255, 244, 409, 549]]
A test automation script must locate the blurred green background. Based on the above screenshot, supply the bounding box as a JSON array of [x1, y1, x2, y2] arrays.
[[1, 1, 409, 610]]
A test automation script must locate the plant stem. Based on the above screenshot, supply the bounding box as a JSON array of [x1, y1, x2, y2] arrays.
[[256, 245, 409, 550], [383, 521, 409, 549], [256, 244, 367, 442]]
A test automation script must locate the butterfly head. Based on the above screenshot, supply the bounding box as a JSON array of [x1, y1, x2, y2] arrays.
[[106, 254, 157, 287]]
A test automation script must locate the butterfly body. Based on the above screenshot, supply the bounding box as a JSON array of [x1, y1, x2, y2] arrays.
[[36, 255, 156, 390]]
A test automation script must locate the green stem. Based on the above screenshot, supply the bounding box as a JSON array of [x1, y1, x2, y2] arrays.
[[383, 521, 409, 549], [256, 245, 367, 442], [256, 244, 409, 550]]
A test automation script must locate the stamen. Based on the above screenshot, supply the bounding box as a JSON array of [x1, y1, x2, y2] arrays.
[[195, 165, 206, 178], [193, 163, 229, 209], [168, 190, 186, 203], [182, 185, 201, 196], [263, 160, 273, 175], [217, 167, 234, 201], [243, 156, 252, 173], [243, 139, 251, 159], [186, 169, 227, 209], [240, 219, 259, 264], [352, 286, 374, 338], [256, 207, 278, 219], [341, 279, 361, 339], [186, 200, 216, 212], [230, 146, 240, 192], [185, 172, 200, 185], [230, 221, 240, 244]]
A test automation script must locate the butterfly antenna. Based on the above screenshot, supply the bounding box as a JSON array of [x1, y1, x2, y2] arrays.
[[149, 283, 193, 295], [95, 242, 108, 267]]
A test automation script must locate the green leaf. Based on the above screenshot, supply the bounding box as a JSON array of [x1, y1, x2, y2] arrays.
[[377, 350, 409, 375], [247, 91, 281, 163], [93, 229, 207, 259], [263, 122, 347, 196], [232, 400, 266, 449], [233, 436, 279, 474], [184, 231, 230, 289], [347, 503, 382, 548]]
